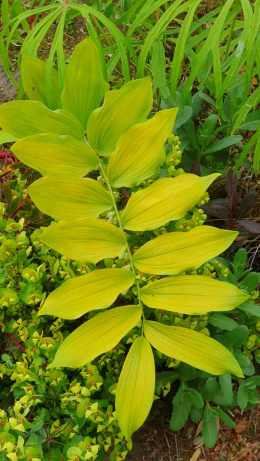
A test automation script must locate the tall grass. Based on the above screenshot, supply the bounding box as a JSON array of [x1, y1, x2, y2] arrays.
[[0, 0, 259, 171]]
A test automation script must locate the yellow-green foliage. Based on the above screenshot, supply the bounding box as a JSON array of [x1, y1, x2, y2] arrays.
[[0, 38, 249, 444]]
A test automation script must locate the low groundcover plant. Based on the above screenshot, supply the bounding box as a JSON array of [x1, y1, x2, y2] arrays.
[[0, 38, 250, 445]]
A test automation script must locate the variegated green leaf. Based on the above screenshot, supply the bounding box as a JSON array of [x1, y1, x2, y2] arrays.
[[61, 38, 109, 130], [116, 337, 155, 442], [40, 217, 126, 263], [133, 226, 238, 275], [39, 268, 135, 319], [50, 305, 142, 368], [144, 321, 243, 377], [0, 101, 84, 140], [28, 175, 112, 220], [121, 174, 220, 231], [87, 77, 153, 157], [107, 109, 177, 187], [141, 275, 249, 314], [12, 134, 98, 177]]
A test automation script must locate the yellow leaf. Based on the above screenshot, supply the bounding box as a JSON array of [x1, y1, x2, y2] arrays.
[[40, 217, 126, 263], [141, 275, 249, 314], [116, 337, 155, 442], [121, 173, 220, 231], [21, 56, 60, 109], [28, 175, 112, 220], [0, 101, 84, 140], [133, 226, 237, 275], [50, 305, 142, 368], [144, 321, 243, 377], [87, 77, 153, 157], [12, 134, 98, 177], [39, 268, 135, 319], [61, 38, 109, 130], [107, 109, 178, 187]]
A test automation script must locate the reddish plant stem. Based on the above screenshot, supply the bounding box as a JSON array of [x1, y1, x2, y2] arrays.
[[120, 188, 130, 199], [0, 151, 14, 158], [11, 194, 30, 219], [7, 332, 26, 351], [2, 320, 26, 351]]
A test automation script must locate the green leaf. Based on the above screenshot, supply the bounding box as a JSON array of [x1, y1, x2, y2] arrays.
[[133, 226, 237, 275], [0, 130, 18, 144], [219, 374, 233, 406], [213, 408, 236, 428], [116, 337, 155, 442], [28, 175, 112, 220], [237, 384, 249, 409], [144, 320, 243, 377], [40, 217, 126, 263], [238, 302, 260, 318], [0, 101, 84, 140], [121, 173, 220, 231], [61, 37, 109, 131], [38, 268, 135, 319], [203, 135, 242, 155], [21, 56, 60, 109], [140, 275, 248, 314], [208, 313, 239, 331], [170, 387, 191, 431], [50, 305, 142, 368], [107, 109, 177, 187], [12, 134, 98, 177], [87, 77, 153, 157], [202, 403, 218, 448]]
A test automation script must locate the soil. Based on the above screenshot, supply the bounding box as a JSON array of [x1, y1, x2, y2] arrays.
[[0, 59, 19, 103], [126, 398, 260, 461]]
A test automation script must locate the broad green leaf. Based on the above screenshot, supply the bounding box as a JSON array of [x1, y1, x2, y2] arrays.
[[61, 38, 109, 131], [133, 226, 237, 275], [0, 101, 84, 140], [87, 77, 153, 157], [202, 403, 218, 448], [38, 268, 135, 319], [0, 130, 18, 144], [50, 305, 142, 368], [116, 337, 155, 442], [107, 109, 177, 187], [12, 134, 98, 177], [21, 56, 60, 109], [144, 321, 243, 377], [121, 173, 220, 231], [40, 217, 126, 263], [140, 275, 249, 314], [28, 175, 112, 220]]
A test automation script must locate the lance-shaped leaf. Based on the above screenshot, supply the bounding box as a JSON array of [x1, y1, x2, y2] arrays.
[[87, 77, 153, 157], [133, 226, 237, 275], [144, 321, 243, 377], [116, 337, 155, 442], [12, 134, 98, 177], [141, 275, 249, 314], [121, 173, 220, 231], [50, 305, 142, 368], [61, 38, 109, 131], [40, 217, 126, 263], [21, 56, 60, 109], [0, 101, 84, 140], [28, 175, 112, 220], [38, 268, 135, 319], [107, 109, 177, 187]]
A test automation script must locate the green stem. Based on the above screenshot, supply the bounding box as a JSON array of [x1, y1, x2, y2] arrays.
[[98, 160, 143, 310]]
